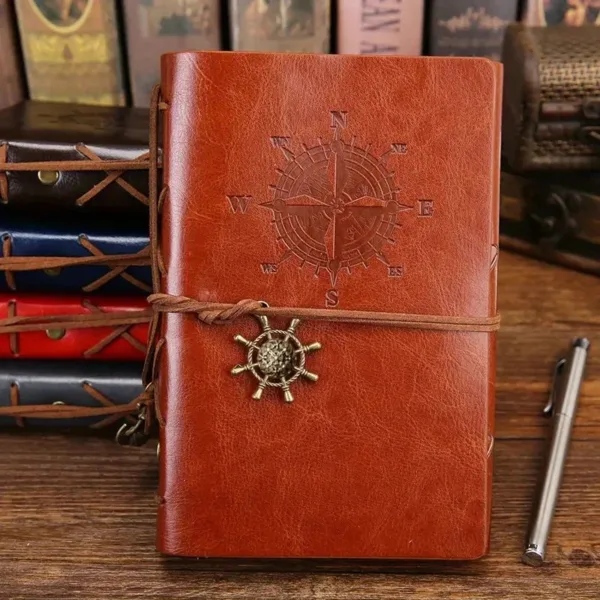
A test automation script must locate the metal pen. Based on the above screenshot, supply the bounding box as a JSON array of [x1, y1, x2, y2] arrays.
[[522, 337, 590, 567]]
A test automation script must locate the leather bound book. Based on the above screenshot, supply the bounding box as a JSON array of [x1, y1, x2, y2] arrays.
[[123, 0, 221, 108], [0, 0, 25, 111], [0, 294, 149, 360], [337, 0, 424, 55], [229, 0, 330, 52], [0, 208, 151, 295], [428, 0, 519, 61], [0, 360, 142, 429], [14, 0, 126, 106], [155, 51, 502, 559], [0, 101, 153, 211]]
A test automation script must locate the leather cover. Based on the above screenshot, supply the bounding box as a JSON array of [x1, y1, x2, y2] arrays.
[[0, 101, 152, 211], [0, 208, 151, 294], [229, 0, 330, 52], [158, 51, 502, 559], [0, 0, 24, 111], [122, 0, 221, 108], [502, 24, 600, 171], [0, 360, 142, 429], [337, 0, 424, 55], [500, 168, 600, 276], [14, 0, 126, 106], [0, 294, 149, 360]]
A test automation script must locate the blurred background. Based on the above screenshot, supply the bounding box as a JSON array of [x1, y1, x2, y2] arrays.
[[2, 0, 598, 109]]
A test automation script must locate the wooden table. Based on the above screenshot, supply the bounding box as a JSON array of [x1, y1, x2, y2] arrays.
[[1, 252, 599, 599]]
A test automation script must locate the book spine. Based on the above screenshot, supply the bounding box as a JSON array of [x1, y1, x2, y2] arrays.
[[0, 294, 149, 361], [0, 360, 143, 429], [229, 0, 331, 52], [0, 0, 25, 110], [428, 0, 519, 61], [337, 0, 424, 55], [123, 0, 221, 108], [14, 0, 126, 106], [0, 208, 151, 295], [521, 0, 600, 26]]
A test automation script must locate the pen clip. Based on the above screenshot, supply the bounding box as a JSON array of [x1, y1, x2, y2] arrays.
[[544, 357, 566, 416]]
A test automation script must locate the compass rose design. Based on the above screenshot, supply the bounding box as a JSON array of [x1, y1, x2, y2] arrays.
[[261, 111, 412, 287]]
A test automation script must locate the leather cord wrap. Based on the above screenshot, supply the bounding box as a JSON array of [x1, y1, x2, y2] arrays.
[[148, 293, 501, 332]]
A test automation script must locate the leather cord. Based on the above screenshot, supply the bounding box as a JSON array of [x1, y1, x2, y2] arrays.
[[0, 308, 153, 335], [148, 293, 501, 332], [0, 142, 161, 206], [0, 236, 152, 293], [0, 382, 152, 429]]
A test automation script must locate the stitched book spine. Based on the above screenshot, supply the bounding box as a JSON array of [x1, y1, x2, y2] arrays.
[[428, 0, 519, 60], [123, 0, 221, 108], [229, 0, 331, 52], [0, 208, 151, 295], [0, 294, 149, 360], [337, 0, 424, 55], [0, 101, 152, 210], [0, 360, 143, 429], [0, 0, 24, 111], [14, 0, 126, 106]]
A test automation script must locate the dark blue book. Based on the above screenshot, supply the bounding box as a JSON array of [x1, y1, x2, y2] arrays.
[[0, 207, 150, 294]]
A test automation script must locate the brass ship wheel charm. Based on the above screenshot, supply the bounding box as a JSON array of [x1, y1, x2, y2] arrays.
[[231, 314, 321, 402]]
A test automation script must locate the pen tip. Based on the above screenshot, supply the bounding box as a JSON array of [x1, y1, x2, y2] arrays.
[[573, 338, 591, 351]]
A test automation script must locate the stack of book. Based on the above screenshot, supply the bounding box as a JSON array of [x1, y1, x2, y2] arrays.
[[0, 100, 152, 430]]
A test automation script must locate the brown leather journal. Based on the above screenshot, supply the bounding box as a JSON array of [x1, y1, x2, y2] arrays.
[[155, 51, 502, 559]]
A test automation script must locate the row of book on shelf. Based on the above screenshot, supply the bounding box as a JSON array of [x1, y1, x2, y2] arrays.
[[1, 0, 600, 111]]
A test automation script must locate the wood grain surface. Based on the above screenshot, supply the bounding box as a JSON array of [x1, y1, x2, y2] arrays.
[[1, 252, 599, 599]]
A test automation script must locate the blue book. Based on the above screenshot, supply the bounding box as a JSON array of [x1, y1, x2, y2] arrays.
[[0, 208, 150, 294]]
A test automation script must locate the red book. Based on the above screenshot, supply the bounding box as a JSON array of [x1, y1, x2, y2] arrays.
[[0, 295, 150, 361]]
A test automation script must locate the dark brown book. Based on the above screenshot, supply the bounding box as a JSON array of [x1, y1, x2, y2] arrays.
[[428, 0, 519, 61], [14, 0, 126, 106], [0, 0, 25, 110], [122, 0, 221, 108]]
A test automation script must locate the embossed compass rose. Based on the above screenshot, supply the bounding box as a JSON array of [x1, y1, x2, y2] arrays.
[[262, 112, 412, 287], [231, 314, 321, 402], [226, 110, 435, 305]]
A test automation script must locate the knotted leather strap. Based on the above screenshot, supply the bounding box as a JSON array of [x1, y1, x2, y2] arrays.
[[148, 293, 501, 333]]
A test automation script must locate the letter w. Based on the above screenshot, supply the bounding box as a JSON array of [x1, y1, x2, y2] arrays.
[[227, 195, 252, 214]]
